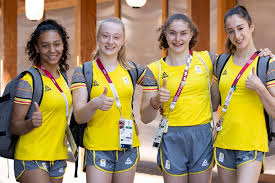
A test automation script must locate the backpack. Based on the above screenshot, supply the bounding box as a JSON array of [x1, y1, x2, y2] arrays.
[[215, 53, 274, 141], [69, 60, 143, 176], [0, 68, 68, 159]]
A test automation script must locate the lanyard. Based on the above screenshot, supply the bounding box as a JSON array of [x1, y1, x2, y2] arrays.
[[96, 58, 122, 114], [36, 65, 69, 117], [168, 50, 193, 112], [219, 51, 258, 123]]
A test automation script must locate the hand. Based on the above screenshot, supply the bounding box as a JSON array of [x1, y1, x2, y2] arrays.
[[258, 48, 274, 58], [31, 102, 42, 128], [152, 79, 171, 107], [246, 67, 263, 91], [93, 87, 114, 111]]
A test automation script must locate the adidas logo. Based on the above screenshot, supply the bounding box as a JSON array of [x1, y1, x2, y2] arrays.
[[202, 159, 209, 167], [222, 69, 227, 75], [125, 157, 133, 165], [45, 85, 52, 92], [162, 72, 169, 79], [93, 80, 99, 86]]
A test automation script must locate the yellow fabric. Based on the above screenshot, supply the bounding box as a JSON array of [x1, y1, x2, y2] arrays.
[[72, 62, 140, 150], [15, 72, 72, 160], [144, 51, 213, 126], [214, 56, 268, 152]]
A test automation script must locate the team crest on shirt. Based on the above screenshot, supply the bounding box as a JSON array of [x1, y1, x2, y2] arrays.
[[45, 85, 52, 92], [92, 80, 99, 86], [162, 72, 169, 79], [195, 65, 202, 73], [222, 69, 227, 75], [122, 77, 130, 85]]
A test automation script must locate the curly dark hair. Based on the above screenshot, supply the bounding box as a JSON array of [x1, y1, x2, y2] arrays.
[[158, 13, 199, 50], [224, 5, 252, 54], [26, 19, 70, 72]]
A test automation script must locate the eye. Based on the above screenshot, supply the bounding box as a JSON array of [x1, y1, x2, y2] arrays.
[[181, 32, 187, 36], [102, 34, 108, 38], [227, 30, 233, 34], [169, 31, 176, 35], [41, 44, 48, 48], [54, 43, 61, 47]]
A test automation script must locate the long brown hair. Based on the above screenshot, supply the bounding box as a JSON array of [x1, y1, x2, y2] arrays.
[[93, 17, 132, 70]]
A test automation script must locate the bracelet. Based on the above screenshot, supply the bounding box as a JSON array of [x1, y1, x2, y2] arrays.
[[150, 97, 161, 110]]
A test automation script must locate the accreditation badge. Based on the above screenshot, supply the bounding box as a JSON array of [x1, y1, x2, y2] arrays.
[[153, 116, 169, 148], [119, 118, 133, 149]]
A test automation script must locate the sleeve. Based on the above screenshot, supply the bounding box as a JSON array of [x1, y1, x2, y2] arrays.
[[136, 64, 146, 85], [14, 74, 33, 105], [71, 65, 87, 91], [142, 66, 158, 92], [266, 59, 275, 88]]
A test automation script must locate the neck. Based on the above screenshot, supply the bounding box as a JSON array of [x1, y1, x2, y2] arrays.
[[98, 53, 118, 72], [234, 41, 257, 60], [40, 62, 59, 78], [166, 48, 190, 66]]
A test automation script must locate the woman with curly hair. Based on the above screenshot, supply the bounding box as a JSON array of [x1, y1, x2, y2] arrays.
[[10, 19, 71, 183]]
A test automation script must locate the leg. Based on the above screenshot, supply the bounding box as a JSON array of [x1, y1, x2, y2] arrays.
[[112, 164, 137, 183], [217, 166, 236, 183], [50, 178, 63, 183], [86, 165, 112, 183], [236, 161, 262, 183], [162, 171, 188, 183], [189, 168, 212, 183], [19, 169, 50, 183]]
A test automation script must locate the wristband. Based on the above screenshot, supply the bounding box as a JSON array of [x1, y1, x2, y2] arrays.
[[150, 97, 161, 110]]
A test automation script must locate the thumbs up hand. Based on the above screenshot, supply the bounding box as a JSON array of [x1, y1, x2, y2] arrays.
[[94, 87, 114, 111], [246, 67, 263, 91], [31, 102, 42, 128]]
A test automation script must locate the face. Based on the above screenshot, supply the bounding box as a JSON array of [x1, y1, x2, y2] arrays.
[[225, 14, 254, 49], [35, 30, 64, 66], [165, 20, 193, 53], [98, 22, 125, 57]]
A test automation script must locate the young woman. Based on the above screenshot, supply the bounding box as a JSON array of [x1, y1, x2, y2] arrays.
[[212, 5, 275, 183], [11, 19, 71, 183], [71, 18, 145, 183], [140, 13, 215, 183]]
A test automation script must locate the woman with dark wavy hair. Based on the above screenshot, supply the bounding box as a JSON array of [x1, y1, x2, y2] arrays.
[[10, 19, 72, 183]]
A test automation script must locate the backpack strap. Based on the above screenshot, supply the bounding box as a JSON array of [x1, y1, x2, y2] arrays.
[[25, 68, 43, 119], [83, 61, 93, 101], [60, 70, 68, 84], [216, 53, 231, 82], [128, 61, 139, 89], [256, 56, 270, 85]]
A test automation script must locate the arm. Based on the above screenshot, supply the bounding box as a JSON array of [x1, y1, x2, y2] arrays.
[[246, 67, 275, 118], [11, 102, 42, 135], [140, 91, 159, 124], [73, 87, 113, 124], [10, 78, 42, 135], [140, 79, 170, 124], [211, 81, 220, 112]]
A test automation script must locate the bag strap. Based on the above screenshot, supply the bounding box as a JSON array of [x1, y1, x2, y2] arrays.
[[25, 68, 43, 119], [256, 56, 270, 85], [216, 53, 231, 82], [83, 61, 93, 101]]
